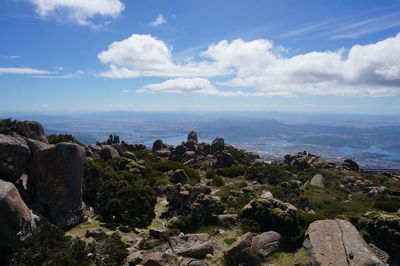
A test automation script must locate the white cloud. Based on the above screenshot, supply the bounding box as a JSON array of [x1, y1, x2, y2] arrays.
[[99, 33, 400, 97], [150, 13, 167, 27], [28, 0, 124, 28], [138, 78, 219, 95], [98, 34, 229, 78], [0, 67, 50, 75]]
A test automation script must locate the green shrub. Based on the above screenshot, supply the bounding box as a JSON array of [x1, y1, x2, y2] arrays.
[[246, 165, 289, 185], [212, 175, 224, 187], [206, 169, 216, 179], [374, 195, 400, 212], [217, 166, 248, 178], [47, 134, 82, 145], [83, 159, 157, 228], [10, 222, 90, 266], [152, 160, 200, 182], [87, 233, 128, 266]]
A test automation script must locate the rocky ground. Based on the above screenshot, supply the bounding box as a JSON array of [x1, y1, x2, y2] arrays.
[[1, 119, 400, 266]]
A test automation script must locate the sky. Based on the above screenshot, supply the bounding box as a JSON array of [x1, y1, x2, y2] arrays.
[[1, 0, 400, 114]]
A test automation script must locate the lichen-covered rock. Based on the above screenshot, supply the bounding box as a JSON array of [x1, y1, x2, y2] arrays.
[[303, 219, 385, 266], [33, 143, 85, 228], [0, 179, 37, 252], [0, 134, 31, 183]]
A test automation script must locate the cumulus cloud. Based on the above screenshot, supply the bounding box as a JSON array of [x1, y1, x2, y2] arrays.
[[0, 67, 50, 75], [99, 33, 400, 96], [28, 0, 124, 28], [98, 34, 228, 78], [150, 14, 167, 27]]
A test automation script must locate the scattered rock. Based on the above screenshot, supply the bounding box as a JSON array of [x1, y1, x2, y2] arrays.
[[310, 174, 325, 188], [214, 151, 235, 168], [85, 228, 106, 239], [122, 151, 137, 160], [217, 214, 238, 225], [224, 232, 255, 259], [170, 233, 213, 259], [249, 231, 281, 259], [143, 252, 178, 266], [126, 250, 144, 265]]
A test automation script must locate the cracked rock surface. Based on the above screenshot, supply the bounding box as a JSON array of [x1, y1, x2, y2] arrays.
[[303, 219, 386, 266]]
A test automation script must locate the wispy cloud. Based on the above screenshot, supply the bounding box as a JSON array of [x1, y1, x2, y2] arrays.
[[32, 70, 85, 79], [0, 55, 21, 59], [150, 13, 167, 27], [0, 67, 49, 75], [281, 12, 400, 40]]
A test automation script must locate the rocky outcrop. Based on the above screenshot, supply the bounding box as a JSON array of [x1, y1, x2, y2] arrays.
[[211, 137, 224, 154], [33, 143, 85, 228], [0, 179, 37, 252], [99, 145, 120, 160], [0, 134, 31, 183], [303, 219, 386, 266], [152, 139, 164, 152], [284, 151, 330, 170], [187, 131, 198, 143], [25, 121, 48, 143]]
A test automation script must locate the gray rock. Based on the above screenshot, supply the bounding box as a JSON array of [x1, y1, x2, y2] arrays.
[[304, 219, 385, 266], [214, 151, 234, 168], [310, 174, 325, 188], [0, 134, 31, 183], [217, 214, 238, 225], [343, 159, 359, 171], [172, 169, 189, 184], [99, 145, 120, 160], [155, 149, 171, 157], [122, 151, 137, 160], [152, 139, 164, 152], [170, 233, 212, 259], [224, 232, 255, 259], [143, 252, 178, 266], [211, 137, 224, 154], [176, 241, 214, 259], [0, 179, 37, 252], [33, 143, 85, 228], [187, 131, 198, 143], [85, 228, 106, 239], [126, 250, 144, 266], [249, 231, 281, 258]]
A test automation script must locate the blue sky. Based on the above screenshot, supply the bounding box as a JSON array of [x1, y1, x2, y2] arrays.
[[1, 0, 400, 114]]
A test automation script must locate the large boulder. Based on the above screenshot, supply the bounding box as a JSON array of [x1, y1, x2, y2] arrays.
[[0, 134, 31, 183], [152, 139, 164, 152], [143, 252, 178, 266], [303, 219, 385, 266], [0, 179, 37, 252], [99, 145, 120, 160], [172, 169, 189, 184], [214, 151, 234, 168], [25, 121, 48, 143], [33, 143, 85, 228], [187, 131, 198, 143]]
